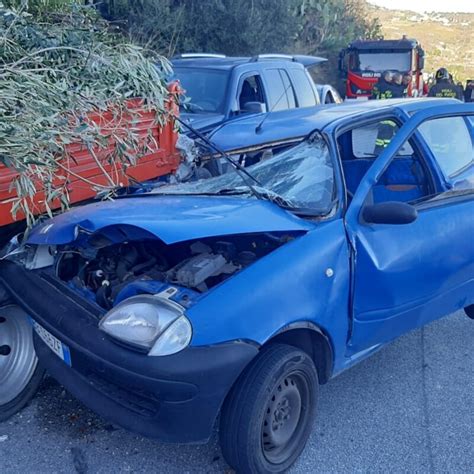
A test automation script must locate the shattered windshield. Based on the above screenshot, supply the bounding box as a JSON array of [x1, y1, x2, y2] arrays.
[[153, 134, 335, 214]]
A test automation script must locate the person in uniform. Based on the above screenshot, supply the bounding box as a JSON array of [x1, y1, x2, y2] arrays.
[[402, 73, 412, 97], [428, 68, 464, 100], [464, 80, 474, 103], [371, 71, 397, 100]]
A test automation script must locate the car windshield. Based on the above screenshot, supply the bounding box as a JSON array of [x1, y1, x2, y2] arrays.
[[153, 134, 335, 214], [355, 50, 412, 72], [173, 67, 229, 114]]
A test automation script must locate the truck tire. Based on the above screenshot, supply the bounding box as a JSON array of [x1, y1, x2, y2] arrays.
[[465, 304, 474, 320], [219, 344, 318, 473], [0, 305, 44, 422]]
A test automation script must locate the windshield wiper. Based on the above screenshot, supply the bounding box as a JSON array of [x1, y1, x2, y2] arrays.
[[175, 116, 265, 201]]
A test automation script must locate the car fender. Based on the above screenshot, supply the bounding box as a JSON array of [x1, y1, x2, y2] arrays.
[[186, 218, 351, 371]]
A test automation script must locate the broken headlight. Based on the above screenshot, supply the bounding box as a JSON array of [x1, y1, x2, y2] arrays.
[[99, 295, 192, 356]]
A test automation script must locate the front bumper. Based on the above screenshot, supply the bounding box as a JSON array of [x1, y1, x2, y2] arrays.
[[0, 260, 258, 443]]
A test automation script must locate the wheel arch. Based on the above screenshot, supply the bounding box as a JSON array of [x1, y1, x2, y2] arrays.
[[265, 322, 334, 384]]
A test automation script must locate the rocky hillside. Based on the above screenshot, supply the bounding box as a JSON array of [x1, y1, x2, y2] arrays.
[[369, 6, 474, 82]]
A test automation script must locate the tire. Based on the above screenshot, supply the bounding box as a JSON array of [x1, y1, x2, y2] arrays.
[[0, 305, 45, 422], [465, 304, 474, 320], [219, 344, 319, 473]]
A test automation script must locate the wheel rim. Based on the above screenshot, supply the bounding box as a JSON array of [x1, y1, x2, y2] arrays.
[[261, 370, 311, 465], [0, 305, 38, 405]]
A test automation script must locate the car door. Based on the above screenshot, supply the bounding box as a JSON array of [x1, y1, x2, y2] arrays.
[[344, 104, 474, 354]]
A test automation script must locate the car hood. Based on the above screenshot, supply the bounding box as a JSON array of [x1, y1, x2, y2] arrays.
[[26, 195, 315, 246], [180, 112, 226, 132]]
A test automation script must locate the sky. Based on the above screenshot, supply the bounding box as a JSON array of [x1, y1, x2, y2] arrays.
[[367, 0, 474, 13]]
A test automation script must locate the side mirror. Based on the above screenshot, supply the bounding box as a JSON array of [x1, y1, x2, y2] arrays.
[[363, 201, 418, 225], [241, 101, 266, 114]]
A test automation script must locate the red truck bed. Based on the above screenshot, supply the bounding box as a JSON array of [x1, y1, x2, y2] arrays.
[[0, 99, 179, 227]]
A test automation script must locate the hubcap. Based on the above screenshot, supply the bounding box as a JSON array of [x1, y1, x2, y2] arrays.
[[261, 372, 309, 464], [0, 305, 38, 405]]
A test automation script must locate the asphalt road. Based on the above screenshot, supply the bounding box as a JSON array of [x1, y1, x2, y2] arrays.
[[1, 310, 473, 473]]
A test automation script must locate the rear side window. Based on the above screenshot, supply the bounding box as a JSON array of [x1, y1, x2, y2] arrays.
[[288, 69, 318, 107], [279, 70, 296, 109], [418, 117, 474, 177], [264, 69, 295, 111]]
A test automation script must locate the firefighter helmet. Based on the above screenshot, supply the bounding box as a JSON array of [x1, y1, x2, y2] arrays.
[[435, 68, 450, 81]]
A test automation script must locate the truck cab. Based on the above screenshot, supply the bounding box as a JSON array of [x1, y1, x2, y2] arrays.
[[171, 53, 325, 134], [339, 37, 425, 99]]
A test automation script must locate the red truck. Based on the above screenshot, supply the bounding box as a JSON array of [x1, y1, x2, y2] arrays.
[[0, 89, 180, 246], [339, 37, 426, 99]]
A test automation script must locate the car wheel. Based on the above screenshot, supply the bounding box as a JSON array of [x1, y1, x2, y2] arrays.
[[465, 304, 474, 320], [219, 343, 318, 473], [0, 305, 44, 422]]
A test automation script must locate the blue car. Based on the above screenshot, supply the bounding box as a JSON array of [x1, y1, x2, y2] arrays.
[[1, 99, 473, 473]]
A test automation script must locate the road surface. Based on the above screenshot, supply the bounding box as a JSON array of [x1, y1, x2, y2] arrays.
[[1, 310, 473, 473]]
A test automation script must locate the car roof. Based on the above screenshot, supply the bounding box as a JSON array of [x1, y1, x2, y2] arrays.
[[172, 57, 250, 70], [172, 55, 326, 71], [207, 98, 461, 152], [308, 98, 460, 130]]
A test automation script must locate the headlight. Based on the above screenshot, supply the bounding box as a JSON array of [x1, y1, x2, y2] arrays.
[[99, 295, 192, 356]]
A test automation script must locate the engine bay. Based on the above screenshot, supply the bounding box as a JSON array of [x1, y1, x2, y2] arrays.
[[54, 232, 294, 310]]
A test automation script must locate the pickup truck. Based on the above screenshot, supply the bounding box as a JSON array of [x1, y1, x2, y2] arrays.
[[171, 53, 326, 134], [1, 99, 473, 473]]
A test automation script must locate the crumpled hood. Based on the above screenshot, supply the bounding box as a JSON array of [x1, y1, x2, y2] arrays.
[[27, 195, 314, 245]]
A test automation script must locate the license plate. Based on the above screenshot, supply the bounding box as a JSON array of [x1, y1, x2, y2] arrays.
[[32, 320, 72, 366]]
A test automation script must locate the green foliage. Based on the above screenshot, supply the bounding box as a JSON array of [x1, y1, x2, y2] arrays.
[[3, 0, 74, 14], [0, 2, 172, 226], [294, 0, 382, 53], [102, 0, 300, 57], [101, 0, 381, 84]]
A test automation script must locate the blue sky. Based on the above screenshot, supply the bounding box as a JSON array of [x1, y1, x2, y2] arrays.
[[368, 0, 474, 13]]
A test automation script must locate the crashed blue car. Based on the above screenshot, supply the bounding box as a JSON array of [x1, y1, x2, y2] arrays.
[[1, 99, 473, 474]]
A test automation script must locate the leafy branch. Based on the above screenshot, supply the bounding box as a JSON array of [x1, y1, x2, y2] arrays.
[[0, 2, 175, 226]]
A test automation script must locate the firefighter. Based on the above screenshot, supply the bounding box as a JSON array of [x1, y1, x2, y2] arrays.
[[371, 70, 396, 100], [391, 71, 405, 98], [428, 68, 464, 100], [465, 80, 474, 103], [402, 73, 412, 97], [375, 120, 397, 152]]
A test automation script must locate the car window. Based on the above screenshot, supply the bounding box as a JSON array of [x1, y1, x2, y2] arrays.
[[173, 67, 229, 113], [418, 117, 474, 177], [279, 70, 296, 109], [289, 69, 318, 107], [351, 120, 413, 158], [238, 75, 265, 110], [264, 69, 292, 111], [325, 91, 335, 104]]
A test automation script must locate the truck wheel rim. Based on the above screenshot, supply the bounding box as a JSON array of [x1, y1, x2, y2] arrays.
[[261, 370, 310, 464], [0, 305, 38, 405]]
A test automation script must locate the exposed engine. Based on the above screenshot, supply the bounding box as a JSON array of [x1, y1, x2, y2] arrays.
[[55, 233, 292, 310]]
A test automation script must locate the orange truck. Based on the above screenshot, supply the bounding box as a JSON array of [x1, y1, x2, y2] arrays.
[[0, 92, 180, 245]]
